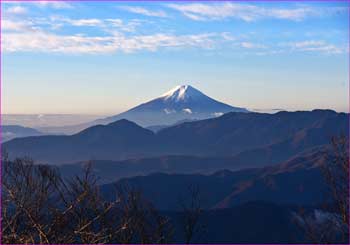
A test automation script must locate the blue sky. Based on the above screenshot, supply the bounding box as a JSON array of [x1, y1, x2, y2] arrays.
[[2, 1, 349, 115]]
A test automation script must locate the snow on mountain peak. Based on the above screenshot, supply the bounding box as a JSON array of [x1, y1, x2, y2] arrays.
[[160, 85, 202, 102]]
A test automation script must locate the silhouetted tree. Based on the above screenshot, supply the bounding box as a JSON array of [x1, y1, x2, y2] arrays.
[[1, 155, 173, 244], [297, 135, 349, 243], [321, 135, 349, 242], [180, 185, 204, 244]]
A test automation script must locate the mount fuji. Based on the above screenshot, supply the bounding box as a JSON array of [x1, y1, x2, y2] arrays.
[[94, 85, 248, 127], [39, 85, 248, 134]]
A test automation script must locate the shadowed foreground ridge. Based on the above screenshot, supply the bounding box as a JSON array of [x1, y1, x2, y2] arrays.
[[2, 135, 349, 244]]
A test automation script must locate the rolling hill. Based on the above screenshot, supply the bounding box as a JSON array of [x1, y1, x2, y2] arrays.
[[3, 110, 347, 166], [100, 148, 330, 211], [2, 125, 43, 142]]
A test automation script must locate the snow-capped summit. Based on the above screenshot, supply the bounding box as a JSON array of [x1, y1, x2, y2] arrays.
[[160, 85, 203, 102], [95, 84, 249, 127]]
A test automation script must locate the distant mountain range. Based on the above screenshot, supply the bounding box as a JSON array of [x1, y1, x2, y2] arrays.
[[59, 155, 259, 184], [59, 145, 326, 185], [39, 85, 248, 134], [3, 109, 347, 165], [2, 125, 43, 142], [2, 114, 100, 128], [100, 148, 329, 211]]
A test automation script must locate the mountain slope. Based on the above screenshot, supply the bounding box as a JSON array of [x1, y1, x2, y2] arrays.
[[94, 85, 248, 127], [156, 109, 347, 156], [101, 149, 329, 211], [40, 85, 248, 134], [3, 110, 347, 165], [60, 155, 255, 184], [2, 125, 43, 142], [3, 120, 156, 164]]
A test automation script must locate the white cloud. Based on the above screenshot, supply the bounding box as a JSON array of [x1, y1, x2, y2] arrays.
[[240, 42, 266, 49], [67, 18, 103, 27], [34, 1, 73, 9], [2, 19, 217, 54], [270, 8, 315, 21], [167, 3, 345, 22], [221, 32, 236, 41], [2, 19, 36, 31], [3, 31, 115, 54], [164, 109, 176, 114], [48, 16, 102, 27], [168, 3, 234, 21], [46, 16, 143, 32], [106, 19, 123, 26], [182, 13, 206, 21], [284, 40, 345, 54], [119, 6, 168, 18], [4, 19, 345, 56], [182, 108, 192, 114], [6, 6, 27, 15], [106, 19, 143, 32], [213, 112, 224, 117], [2, 13, 345, 56]]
